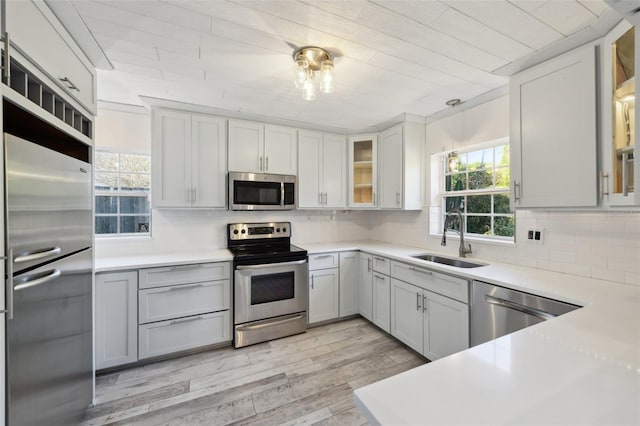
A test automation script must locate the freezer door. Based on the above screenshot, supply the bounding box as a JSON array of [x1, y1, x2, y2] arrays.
[[7, 248, 93, 426], [5, 134, 92, 273]]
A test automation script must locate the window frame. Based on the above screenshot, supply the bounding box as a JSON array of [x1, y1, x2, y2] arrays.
[[94, 149, 152, 237], [437, 138, 515, 243]]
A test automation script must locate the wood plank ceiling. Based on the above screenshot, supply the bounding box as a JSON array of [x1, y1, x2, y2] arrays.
[[72, 0, 613, 129]]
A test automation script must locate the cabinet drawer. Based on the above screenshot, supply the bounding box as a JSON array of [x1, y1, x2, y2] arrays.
[[139, 279, 230, 324], [309, 253, 339, 270], [139, 262, 230, 289], [139, 311, 231, 359], [391, 261, 469, 303], [372, 255, 391, 275]]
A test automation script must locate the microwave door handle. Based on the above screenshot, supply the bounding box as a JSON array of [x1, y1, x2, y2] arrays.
[[281, 182, 285, 207]]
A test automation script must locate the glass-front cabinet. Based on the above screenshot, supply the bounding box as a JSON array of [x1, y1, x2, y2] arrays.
[[603, 21, 638, 205], [348, 134, 377, 207]]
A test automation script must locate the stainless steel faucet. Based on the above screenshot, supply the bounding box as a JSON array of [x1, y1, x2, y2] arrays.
[[441, 208, 472, 258]]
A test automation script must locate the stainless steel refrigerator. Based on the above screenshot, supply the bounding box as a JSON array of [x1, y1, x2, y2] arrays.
[[4, 134, 93, 426]]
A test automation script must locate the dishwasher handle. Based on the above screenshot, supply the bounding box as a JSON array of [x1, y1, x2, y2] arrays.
[[484, 295, 556, 321]]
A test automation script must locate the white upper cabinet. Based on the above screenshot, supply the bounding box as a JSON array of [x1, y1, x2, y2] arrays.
[[510, 44, 597, 208], [379, 123, 424, 210], [191, 115, 228, 208], [228, 120, 297, 175], [601, 21, 638, 206], [298, 130, 346, 208], [152, 108, 227, 208], [6, 1, 97, 114], [349, 134, 378, 208], [264, 125, 298, 175]]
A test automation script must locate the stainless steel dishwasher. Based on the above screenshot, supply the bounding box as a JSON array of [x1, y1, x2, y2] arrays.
[[470, 281, 580, 347]]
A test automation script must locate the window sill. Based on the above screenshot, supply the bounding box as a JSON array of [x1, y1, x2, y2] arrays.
[[430, 232, 516, 248]]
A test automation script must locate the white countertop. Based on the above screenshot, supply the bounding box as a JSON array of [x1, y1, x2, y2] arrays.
[[95, 240, 640, 424], [94, 249, 232, 272]]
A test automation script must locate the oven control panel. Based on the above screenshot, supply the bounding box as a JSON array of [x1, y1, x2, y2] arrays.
[[228, 222, 291, 240]]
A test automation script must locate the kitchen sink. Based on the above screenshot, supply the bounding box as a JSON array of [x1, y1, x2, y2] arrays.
[[410, 253, 487, 268]]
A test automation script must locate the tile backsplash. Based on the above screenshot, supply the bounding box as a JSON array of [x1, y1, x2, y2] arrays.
[[96, 208, 639, 286], [368, 209, 640, 286]]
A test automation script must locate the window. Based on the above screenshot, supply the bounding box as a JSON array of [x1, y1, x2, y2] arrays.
[[95, 151, 151, 236], [442, 142, 514, 241]]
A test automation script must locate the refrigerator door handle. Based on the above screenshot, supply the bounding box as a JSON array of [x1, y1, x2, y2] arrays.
[[6, 248, 13, 319], [14, 269, 61, 292], [14, 246, 61, 264]]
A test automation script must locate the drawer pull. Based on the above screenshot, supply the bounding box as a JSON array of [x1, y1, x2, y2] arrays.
[[409, 267, 432, 275], [374, 257, 386, 262], [313, 254, 333, 259], [169, 264, 203, 271], [168, 283, 205, 291], [170, 316, 204, 325]]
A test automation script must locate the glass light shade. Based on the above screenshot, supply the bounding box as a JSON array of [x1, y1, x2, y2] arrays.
[[294, 58, 308, 89], [319, 60, 334, 94], [302, 78, 316, 101]]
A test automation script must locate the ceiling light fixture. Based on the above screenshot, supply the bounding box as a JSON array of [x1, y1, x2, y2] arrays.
[[292, 46, 334, 101]]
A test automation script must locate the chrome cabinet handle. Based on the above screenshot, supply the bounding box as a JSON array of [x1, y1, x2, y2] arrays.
[[266, 156, 269, 171], [311, 274, 314, 289], [319, 192, 322, 204], [422, 295, 427, 312], [170, 316, 204, 325], [192, 188, 196, 203], [416, 292, 421, 311], [485, 295, 556, 321], [60, 76, 79, 91], [185, 188, 190, 204], [409, 266, 432, 275], [373, 274, 385, 280], [169, 264, 203, 271], [599, 170, 609, 200], [367, 258, 372, 272], [237, 259, 307, 270], [396, 192, 400, 205], [323, 193, 327, 205], [513, 181, 520, 203], [621, 151, 630, 196], [167, 283, 204, 292], [259, 156, 263, 171], [313, 254, 333, 259], [374, 257, 385, 262], [14, 247, 61, 264], [373, 192, 376, 205], [14, 268, 61, 291]]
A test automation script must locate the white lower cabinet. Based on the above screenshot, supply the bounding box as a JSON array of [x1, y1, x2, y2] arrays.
[[137, 261, 232, 360], [390, 278, 424, 353], [96, 271, 138, 370], [308, 256, 340, 324], [139, 311, 230, 359], [372, 273, 391, 333], [339, 252, 359, 317], [423, 291, 469, 361], [390, 261, 470, 361], [358, 253, 374, 321]]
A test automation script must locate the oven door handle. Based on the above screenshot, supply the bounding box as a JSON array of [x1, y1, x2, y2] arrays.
[[236, 259, 308, 270]]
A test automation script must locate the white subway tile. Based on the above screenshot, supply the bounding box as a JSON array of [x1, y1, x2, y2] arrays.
[[591, 267, 625, 283], [537, 259, 563, 273], [561, 263, 591, 278]]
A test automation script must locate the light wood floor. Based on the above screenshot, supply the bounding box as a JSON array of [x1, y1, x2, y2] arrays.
[[84, 318, 427, 426]]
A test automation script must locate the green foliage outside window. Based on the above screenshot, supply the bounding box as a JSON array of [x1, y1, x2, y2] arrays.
[[443, 143, 515, 240]]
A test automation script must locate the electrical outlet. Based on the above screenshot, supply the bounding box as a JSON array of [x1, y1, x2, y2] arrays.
[[527, 228, 544, 243]]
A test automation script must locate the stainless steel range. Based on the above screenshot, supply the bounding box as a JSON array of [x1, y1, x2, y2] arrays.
[[228, 222, 308, 348]]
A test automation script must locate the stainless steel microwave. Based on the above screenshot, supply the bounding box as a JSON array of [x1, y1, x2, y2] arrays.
[[229, 172, 296, 210]]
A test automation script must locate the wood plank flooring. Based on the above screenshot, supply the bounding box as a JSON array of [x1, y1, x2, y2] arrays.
[[84, 318, 428, 426]]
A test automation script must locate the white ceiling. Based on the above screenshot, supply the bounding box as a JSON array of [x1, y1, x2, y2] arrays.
[[68, 0, 619, 130]]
